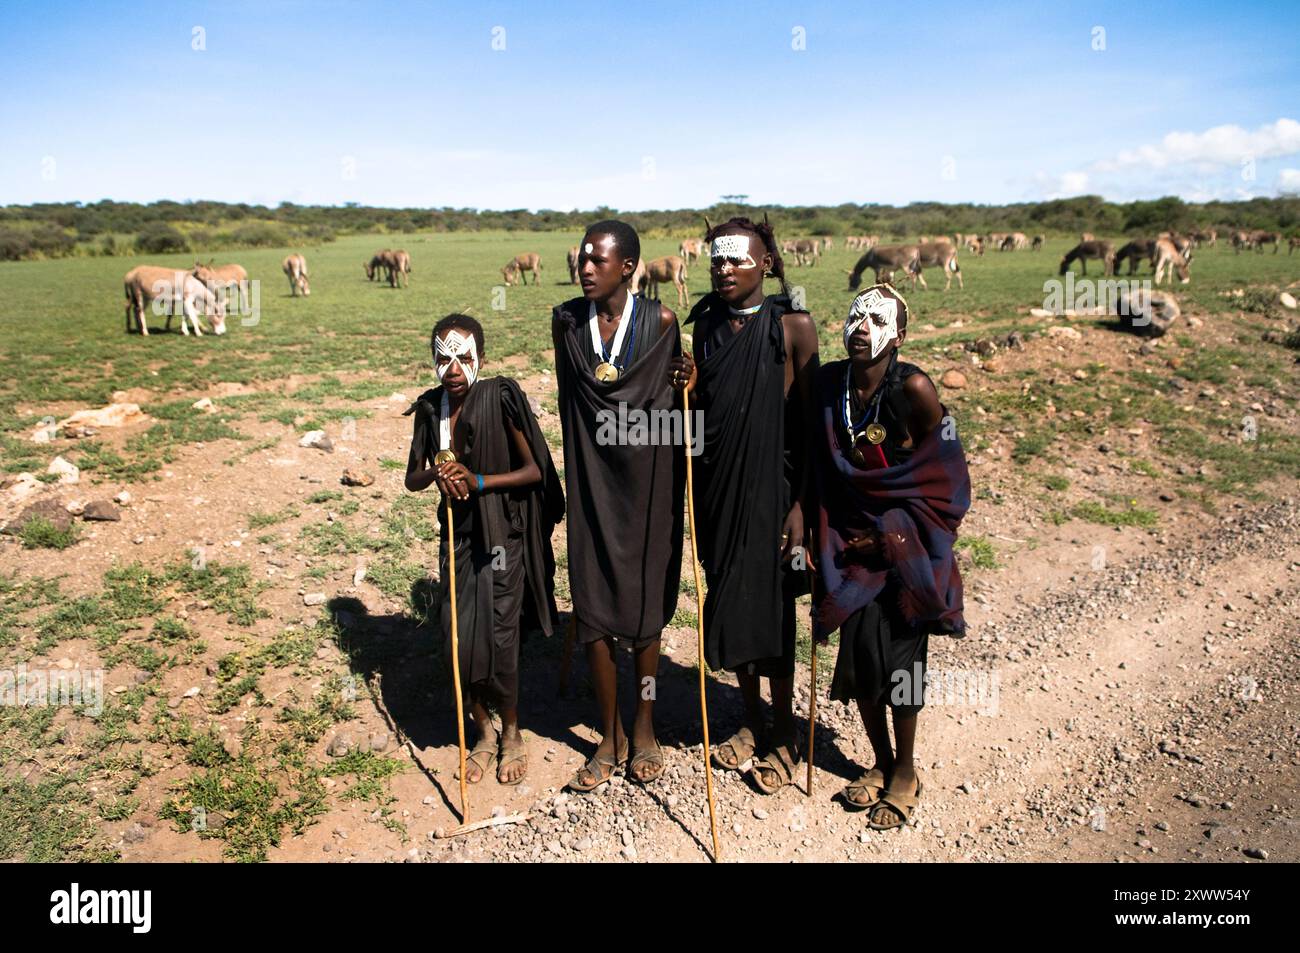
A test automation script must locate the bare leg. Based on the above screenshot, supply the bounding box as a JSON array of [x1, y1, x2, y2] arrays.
[[576, 636, 624, 786], [497, 702, 526, 783], [856, 698, 894, 774], [629, 637, 660, 780], [870, 709, 920, 826], [465, 696, 497, 783]]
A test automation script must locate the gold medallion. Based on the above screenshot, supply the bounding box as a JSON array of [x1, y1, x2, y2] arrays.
[[594, 361, 620, 382], [433, 449, 457, 465], [850, 446, 867, 468], [865, 422, 887, 445]]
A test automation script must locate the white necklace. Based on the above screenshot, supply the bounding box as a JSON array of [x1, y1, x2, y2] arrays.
[[727, 301, 764, 316], [588, 293, 635, 362]]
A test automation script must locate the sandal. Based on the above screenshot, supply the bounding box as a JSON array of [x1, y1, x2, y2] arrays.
[[459, 736, 497, 785], [842, 767, 887, 812], [751, 741, 801, 795], [867, 774, 924, 830], [712, 726, 758, 772], [497, 735, 528, 786], [628, 745, 665, 784], [566, 739, 629, 793]]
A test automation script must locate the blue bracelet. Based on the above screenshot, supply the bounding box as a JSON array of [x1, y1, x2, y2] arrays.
[[476, 473, 484, 493]]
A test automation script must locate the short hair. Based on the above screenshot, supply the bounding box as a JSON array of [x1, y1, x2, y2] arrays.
[[704, 216, 789, 297], [431, 313, 485, 356], [584, 219, 640, 266]]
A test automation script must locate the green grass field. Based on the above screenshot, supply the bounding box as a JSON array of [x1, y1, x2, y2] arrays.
[[2, 229, 1297, 413]]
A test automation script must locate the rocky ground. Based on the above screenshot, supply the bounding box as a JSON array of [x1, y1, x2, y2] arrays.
[[2, 297, 1297, 863]]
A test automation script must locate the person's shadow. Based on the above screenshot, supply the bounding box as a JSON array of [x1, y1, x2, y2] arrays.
[[324, 581, 858, 841]]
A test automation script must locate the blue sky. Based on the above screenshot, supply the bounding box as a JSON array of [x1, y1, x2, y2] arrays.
[[2, 0, 1297, 210]]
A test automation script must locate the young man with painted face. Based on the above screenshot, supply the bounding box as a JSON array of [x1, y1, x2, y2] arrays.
[[552, 221, 684, 791], [669, 218, 820, 794], [808, 284, 970, 830], [404, 314, 564, 786]]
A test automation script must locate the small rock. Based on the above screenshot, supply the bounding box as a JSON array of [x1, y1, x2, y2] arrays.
[[299, 430, 334, 453], [47, 455, 80, 484], [940, 370, 967, 389], [1046, 325, 1082, 341], [341, 469, 374, 487], [82, 500, 122, 522], [192, 397, 215, 412], [122, 823, 148, 844], [303, 592, 327, 606], [1243, 847, 1268, 860], [114, 490, 132, 506]]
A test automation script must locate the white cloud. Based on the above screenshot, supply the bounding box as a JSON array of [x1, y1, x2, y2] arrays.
[[1092, 118, 1300, 173], [1032, 118, 1300, 201]]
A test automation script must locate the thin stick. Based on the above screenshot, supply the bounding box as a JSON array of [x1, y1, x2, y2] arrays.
[[446, 493, 469, 825], [681, 385, 720, 862], [436, 812, 530, 839], [806, 643, 817, 796]]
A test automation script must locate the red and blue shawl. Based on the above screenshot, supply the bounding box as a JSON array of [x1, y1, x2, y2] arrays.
[[810, 360, 971, 642]]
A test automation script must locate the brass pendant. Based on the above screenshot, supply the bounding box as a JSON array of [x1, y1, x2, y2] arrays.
[[850, 446, 867, 468], [865, 422, 887, 445], [594, 361, 620, 382], [433, 450, 457, 465]]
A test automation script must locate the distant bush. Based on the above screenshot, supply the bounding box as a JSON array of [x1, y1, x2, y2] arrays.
[[229, 221, 290, 247], [98, 234, 128, 257], [0, 225, 77, 260], [134, 223, 189, 254]]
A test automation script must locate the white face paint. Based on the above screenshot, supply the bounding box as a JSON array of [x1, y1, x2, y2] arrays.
[[710, 234, 757, 269], [434, 330, 479, 386], [845, 287, 899, 360], [583, 242, 594, 255]]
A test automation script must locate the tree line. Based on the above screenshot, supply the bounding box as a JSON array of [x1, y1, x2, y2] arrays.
[[2, 194, 1297, 261]]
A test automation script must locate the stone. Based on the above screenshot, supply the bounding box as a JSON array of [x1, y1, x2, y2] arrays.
[[82, 500, 122, 522], [59, 403, 148, 431], [1118, 289, 1179, 338], [1243, 847, 1268, 860], [341, 469, 374, 487], [303, 592, 327, 606], [1045, 325, 1082, 341], [47, 455, 80, 484], [3, 497, 74, 535], [940, 370, 967, 389], [3, 473, 43, 505], [1279, 292, 1296, 310], [114, 491, 132, 506], [192, 397, 215, 412], [299, 430, 334, 453]]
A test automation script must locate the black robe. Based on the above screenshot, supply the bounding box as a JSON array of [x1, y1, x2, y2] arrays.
[[687, 293, 801, 670], [404, 377, 564, 704], [552, 294, 684, 643]]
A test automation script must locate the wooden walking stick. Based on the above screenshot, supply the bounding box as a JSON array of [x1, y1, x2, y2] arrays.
[[680, 384, 721, 861], [807, 641, 817, 795], [444, 490, 469, 825]]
